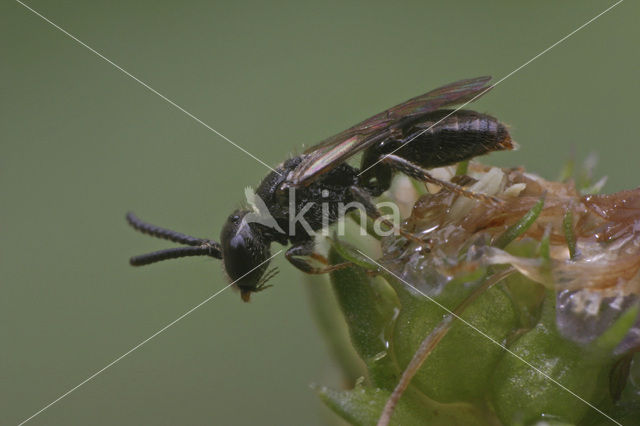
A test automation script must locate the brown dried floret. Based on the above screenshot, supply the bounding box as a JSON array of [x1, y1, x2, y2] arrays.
[[382, 164, 640, 347]]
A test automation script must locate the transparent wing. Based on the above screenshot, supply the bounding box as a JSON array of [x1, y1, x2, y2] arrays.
[[291, 76, 492, 186]]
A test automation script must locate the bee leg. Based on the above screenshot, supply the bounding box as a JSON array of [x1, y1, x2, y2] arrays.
[[285, 242, 350, 274], [349, 186, 430, 246], [381, 154, 502, 205]]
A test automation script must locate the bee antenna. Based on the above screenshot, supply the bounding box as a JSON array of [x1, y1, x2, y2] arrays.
[[130, 246, 220, 266], [126, 212, 223, 265]]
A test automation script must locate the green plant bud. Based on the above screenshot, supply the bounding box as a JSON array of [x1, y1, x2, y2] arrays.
[[314, 163, 640, 425]]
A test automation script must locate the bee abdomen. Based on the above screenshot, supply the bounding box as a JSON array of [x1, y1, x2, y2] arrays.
[[399, 109, 514, 168]]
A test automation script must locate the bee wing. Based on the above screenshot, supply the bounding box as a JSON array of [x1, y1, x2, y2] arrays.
[[290, 76, 493, 187]]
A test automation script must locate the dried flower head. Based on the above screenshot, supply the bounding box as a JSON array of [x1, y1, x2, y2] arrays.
[[383, 163, 640, 351]]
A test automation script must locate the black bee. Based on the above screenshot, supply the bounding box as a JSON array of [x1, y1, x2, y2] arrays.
[[127, 76, 514, 301]]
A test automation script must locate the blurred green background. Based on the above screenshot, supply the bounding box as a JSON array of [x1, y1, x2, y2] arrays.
[[2, 1, 638, 424]]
